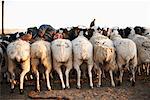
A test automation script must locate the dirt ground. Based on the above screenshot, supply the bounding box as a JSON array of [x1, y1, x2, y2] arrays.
[[0, 71, 150, 100]]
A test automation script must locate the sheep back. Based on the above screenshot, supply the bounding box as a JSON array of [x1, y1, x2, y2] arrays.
[[31, 40, 51, 62], [7, 39, 30, 62], [129, 35, 150, 64], [72, 36, 93, 60], [51, 39, 72, 63]]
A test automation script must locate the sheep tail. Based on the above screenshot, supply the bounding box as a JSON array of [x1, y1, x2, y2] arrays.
[[60, 45, 65, 60], [81, 43, 88, 60], [15, 55, 21, 62]]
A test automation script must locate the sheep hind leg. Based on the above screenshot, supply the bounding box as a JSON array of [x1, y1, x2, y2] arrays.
[[55, 67, 65, 89], [118, 69, 124, 86], [8, 59, 16, 93], [9, 71, 15, 93], [138, 66, 141, 76], [32, 67, 40, 92], [20, 69, 29, 94], [74, 64, 81, 89], [130, 67, 136, 86], [20, 60, 30, 94], [65, 58, 72, 89], [31, 58, 40, 92], [43, 58, 52, 91], [146, 63, 149, 76], [88, 64, 93, 88], [65, 66, 72, 89], [45, 69, 51, 91], [109, 70, 115, 87], [96, 65, 102, 88]]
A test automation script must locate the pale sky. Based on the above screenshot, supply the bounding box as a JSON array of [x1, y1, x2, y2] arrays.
[[0, 0, 150, 29]]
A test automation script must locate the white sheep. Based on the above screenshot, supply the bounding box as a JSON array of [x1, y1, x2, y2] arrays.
[[72, 30, 94, 89], [128, 28, 150, 76], [90, 30, 117, 87], [51, 39, 72, 89], [110, 30, 137, 86], [31, 40, 52, 92], [7, 39, 30, 94]]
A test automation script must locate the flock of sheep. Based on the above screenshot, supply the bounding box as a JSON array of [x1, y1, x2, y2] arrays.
[[0, 24, 150, 94]]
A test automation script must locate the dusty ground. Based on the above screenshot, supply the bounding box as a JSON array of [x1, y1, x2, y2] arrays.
[[0, 72, 150, 100]]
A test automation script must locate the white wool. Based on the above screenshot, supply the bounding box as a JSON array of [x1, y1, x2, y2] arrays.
[[90, 33, 109, 44], [31, 40, 51, 61], [7, 39, 30, 62], [51, 39, 72, 63], [72, 36, 93, 60], [110, 30, 137, 66]]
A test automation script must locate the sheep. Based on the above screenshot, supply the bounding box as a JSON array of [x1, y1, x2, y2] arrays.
[[109, 29, 137, 86], [0, 40, 10, 83], [0, 46, 3, 82], [126, 28, 150, 76], [134, 26, 150, 39], [72, 28, 94, 89], [7, 39, 30, 94], [144, 29, 150, 39], [89, 28, 117, 87], [30, 40, 52, 92], [51, 39, 72, 89]]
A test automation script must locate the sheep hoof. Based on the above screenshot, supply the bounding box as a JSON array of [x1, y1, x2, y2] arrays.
[[20, 89, 24, 94], [90, 86, 94, 89], [48, 88, 52, 91], [61, 86, 66, 90], [66, 86, 70, 89], [77, 86, 81, 89], [35, 89, 40, 93], [96, 84, 101, 88], [10, 89, 14, 93], [131, 81, 135, 86], [48, 89, 51, 91], [138, 73, 141, 76]]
